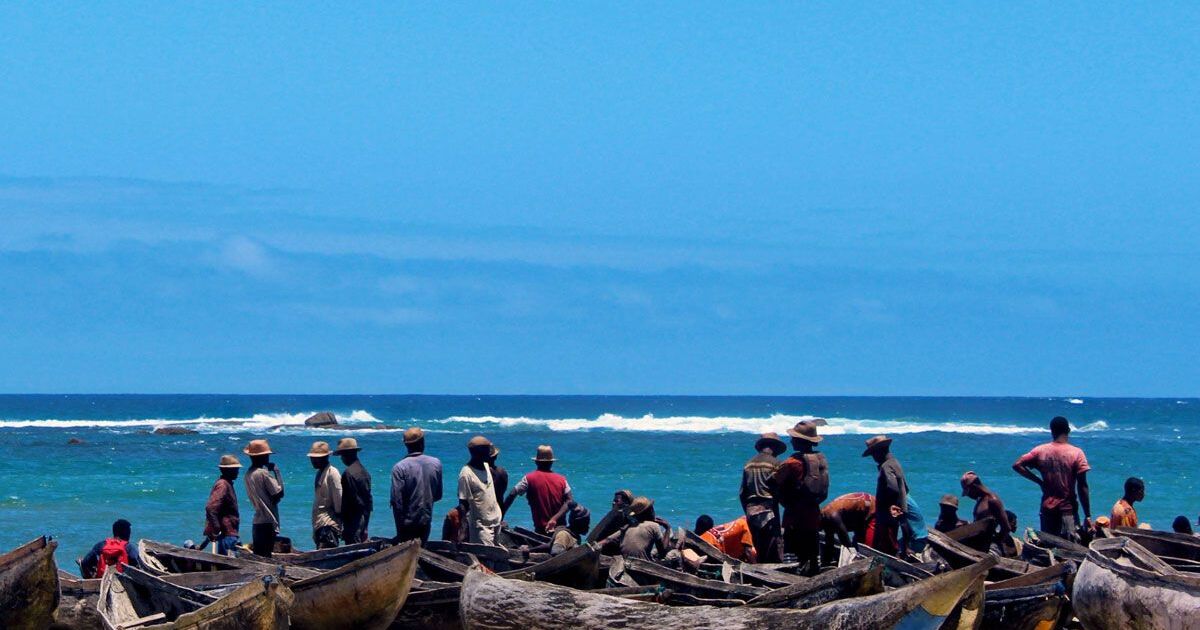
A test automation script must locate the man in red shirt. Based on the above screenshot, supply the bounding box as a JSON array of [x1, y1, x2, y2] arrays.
[[502, 445, 574, 535], [1012, 416, 1092, 542]]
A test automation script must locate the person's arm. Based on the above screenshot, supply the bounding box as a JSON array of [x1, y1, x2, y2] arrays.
[[884, 468, 904, 514], [80, 542, 101, 579], [330, 470, 343, 516], [828, 513, 853, 548], [1012, 451, 1044, 489], [268, 464, 285, 502], [204, 484, 224, 539], [432, 461, 443, 503], [501, 475, 528, 517], [652, 526, 668, 560], [390, 464, 405, 513], [990, 497, 1013, 539], [598, 525, 625, 550], [126, 542, 142, 568], [544, 491, 574, 531], [1077, 471, 1092, 528]]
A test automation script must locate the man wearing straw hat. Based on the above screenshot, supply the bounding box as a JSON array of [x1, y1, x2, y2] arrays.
[[335, 437, 372, 544], [203, 455, 243, 556], [501, 445, 574, 535], [740, 432, 787, 563], [308, 441, 343, 549], [391, 426, 444, 544], [457, 435, 503, 545], [863, 434, 907, 556], [244, 438, 285, 557], [772, 420, 829, 576]]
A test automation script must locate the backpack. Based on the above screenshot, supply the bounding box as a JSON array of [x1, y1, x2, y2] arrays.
[[95, 538, 129, 578], [798, 453, 830, 503]]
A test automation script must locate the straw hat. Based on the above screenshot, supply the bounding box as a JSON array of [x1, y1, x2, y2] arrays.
[[630, 496, 654, 515], [243, 439, 273, 456], [467, 435, 492, 450], [403, 427, 424, 444], [532, 445, 556, 462], [218, 455, 242, 469], [614, 489, 634, 504], [939, 494, 959, 508], [861, 435, 893, 457], [960, 471, 981, 495], [307, 441, 332, 458], [754, 432, 787, 456], [333, 437, 361, 455], [787, 421, 823, 443]]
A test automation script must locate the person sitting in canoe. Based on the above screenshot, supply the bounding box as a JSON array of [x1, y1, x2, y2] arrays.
[[501, 445, 575, 536], [80, 519, 142, 578], [698, 515, 758, 563], [1172, 515, 1193, 535], [960, 471, 1016, 556], [524, 502, 592, 555], [933, 494, 967, 533], [820, 492, 874, 565], [1110, 476, 1145, 529], [587, 489, 634, 544], [598, 496, 668, 561]]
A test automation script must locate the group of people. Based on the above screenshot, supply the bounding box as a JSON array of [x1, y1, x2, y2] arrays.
[[78, 414, 1198, 578]]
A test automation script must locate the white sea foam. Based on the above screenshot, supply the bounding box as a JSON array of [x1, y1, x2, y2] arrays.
[[1067, 398, 1084, 405], [0, 409, 382, 431]]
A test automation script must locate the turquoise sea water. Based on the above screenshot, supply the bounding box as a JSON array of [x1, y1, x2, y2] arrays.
[[0, 394, 1194, 569]]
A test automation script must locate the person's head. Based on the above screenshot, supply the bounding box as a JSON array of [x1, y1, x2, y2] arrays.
[[787, 421, 822, 453], [1124, 477, 1145, 503], [467, 436, 492, 464], [404, 427, 425, 454], [244, 439, 273, 466], [532, 445, 556, 472], [938, 494, 960, 518], [217, 454, 242, 481], [308, 441, 332, 469], [862, 435, 892, 463], [1050, 416, 1071, 440], [960, 471, 983, 499], [754, 433, 787, 457], [487, 445, 500, 466], [1006, 510, 1018, 531], [613, 489, 633, 510], [112, 519, 132, 541], [568, 503, 591, 536], [334, 437, 361, 465], [630, 496, 655, 523], [694, 515, 715, 536], [1173, 515, 1194, 535]]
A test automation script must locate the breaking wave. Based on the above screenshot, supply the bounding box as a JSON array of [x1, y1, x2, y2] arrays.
[[0, 410, 382, 432]]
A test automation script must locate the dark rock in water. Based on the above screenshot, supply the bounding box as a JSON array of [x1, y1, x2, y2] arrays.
[[305, 411, 339, 427], [153, 427, 199, 435], [67, 438, 85, 445]]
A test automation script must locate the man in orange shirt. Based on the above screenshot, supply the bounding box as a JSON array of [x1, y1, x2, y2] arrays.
[[699, 515, 757, 563], [1110, 477, 1144, 529], [820, 492, 874, 566]]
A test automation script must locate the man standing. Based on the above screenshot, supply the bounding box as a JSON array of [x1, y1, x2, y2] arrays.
[[391, 427, 443, 544], [457, 435, 503, 545], [772, 420, 829, 576], [863, 434, 906, 556], [502, 445, 574, 535], [489, 445, 508, 508], [1110, 477, 1145, 529], [203, 455, 242, 556], [740, 432, 785, 564], [334, 437, 372, 544], [244, 439, 284, 558], [308, 441, 343, 549], [1012, 416, 1092, 542], [960, 471, 1015, 555]]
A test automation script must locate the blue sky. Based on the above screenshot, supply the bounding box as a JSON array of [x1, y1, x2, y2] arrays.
[[1, 4, 1198, 395]]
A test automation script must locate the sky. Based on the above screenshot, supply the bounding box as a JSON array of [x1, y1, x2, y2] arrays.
[[1, 4, 1198, 395]]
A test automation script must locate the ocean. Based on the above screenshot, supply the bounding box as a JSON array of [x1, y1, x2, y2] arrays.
[[1, 394, 1194, 568]]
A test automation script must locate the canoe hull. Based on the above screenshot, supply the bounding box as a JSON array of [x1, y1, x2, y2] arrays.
[[289, 539, 420, 630], [1073, 538, 1200, 630], [0, 536, 61, 630]]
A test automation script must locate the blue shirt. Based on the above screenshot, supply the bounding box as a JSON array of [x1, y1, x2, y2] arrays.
[[390, 452, 444, 527], [900, 497, 929, 552]]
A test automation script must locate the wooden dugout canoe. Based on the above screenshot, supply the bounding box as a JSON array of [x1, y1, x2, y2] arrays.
[[459, 557, 995, 630], [1113, 527, 1200, 571], [745, 559, 884, 609], [1073, 536, 1200, 630], [97, 565, 292, 630], [138, 540, 322, 581], [981, 582, 1069, 630], [618, 556, 768, 601], [928, 529, 1034, 581], [497, 541, 601, 588], [0, 536, 61, 630]]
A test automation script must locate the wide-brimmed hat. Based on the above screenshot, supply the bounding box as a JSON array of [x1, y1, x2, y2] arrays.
[[218, 454, 242, 469], [861, 435, 893, 457], [630, 496, 654, 515], [614, 489, 634, 503], [403, 427, 424, 444], [307, 441, 332, 458], [960, 471, 981, 495], [939, 494, 959, 508], [489, 444, 501, 459], [787, 421, 823, 443], [244, 439, 273, 456], [754, 432, 787, 455], [467, 435, 492, 450], [532, 445, 556, 462], [333, 437, 361, 455]]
